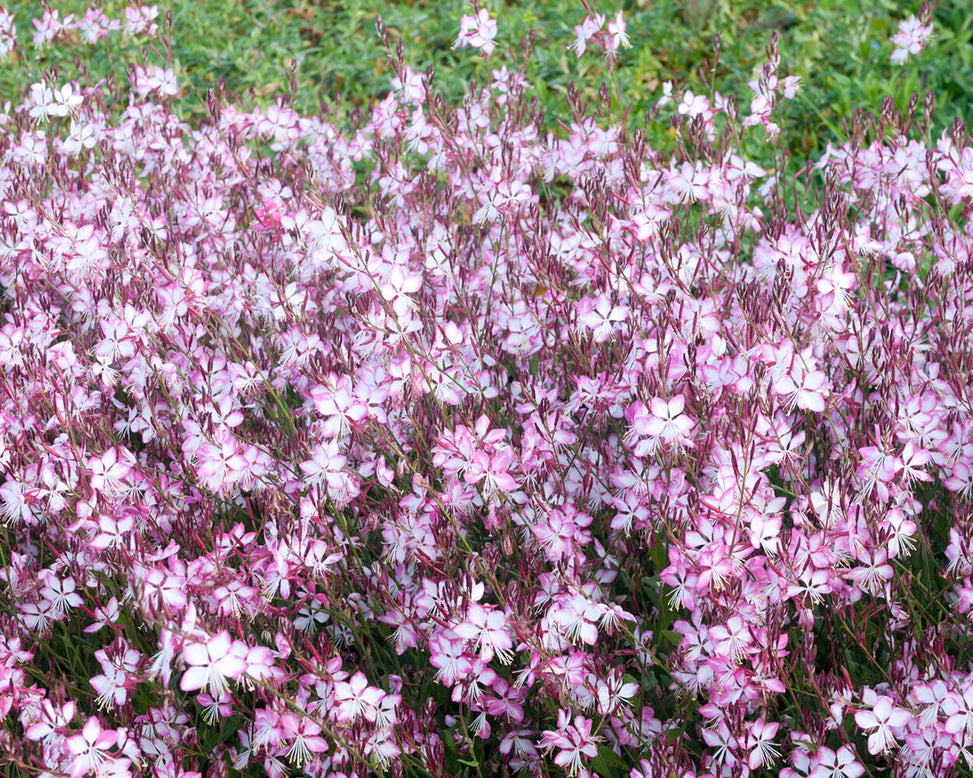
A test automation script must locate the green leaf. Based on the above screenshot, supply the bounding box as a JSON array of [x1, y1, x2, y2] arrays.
[[591, 744, 630, 778], [663, 629, 682, 646], [649, 534, 668, 571]]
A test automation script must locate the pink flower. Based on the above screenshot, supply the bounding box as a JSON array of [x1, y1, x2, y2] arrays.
[[854, 695, 912, 754], [180, 631, 247, 697], [856, 445, 899, 501], [577, 294, 628, 343], [701, 719, 739, 767], [300, 439, 348, 493], [132, 65, 179, 98], [0, 8, 15, 58], [463, 447, 518, 495], [551, 593, 603, 645], [746, 717, 780, 770], [379, 264, 423, 319], [891, 14, 933, 64], [196, 428, 250, 494], [678, 91, 710, 118], [124, 4, 159, 36], [773, 357, 829, 412], [454, 604, 514, 663], [646, 395, 694, 444], [532, 505, 593, 563], [25, 699, 76, 744], [710, 615, 752, 662], [810, 745, 865, 778], [606, 10, 630, 54], [568, 13, 605, 58], [898, 440, 932, 484], [454, 8, 497, 55], [88, 446, 135, 495], [280, 713, 328, 767], [32, 9, 75, 46], [944, 461, 973, 498], [626, 395, 694, 454], [28, 81, 82, 119], [540, 711, 600, 776], [334, 671, 385, 723], [668, 160, 711, 202], [311, 377, 368, 438], [90, 666, 130, 710], [748, 511, 782, 555], [76, 8, 120, 44], [197, 691, 234, 725], [429, 630, 473, 685], [67, 718, 118, 778], [450, 657, 497, 705], [88, 512, 135, 553], [38, 572, 83, 617]]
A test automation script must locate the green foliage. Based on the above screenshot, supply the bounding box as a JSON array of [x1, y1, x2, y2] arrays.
[[2, 0, 972, 174]]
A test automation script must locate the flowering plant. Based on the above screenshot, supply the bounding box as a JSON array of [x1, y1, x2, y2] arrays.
[[0, 2, 970, 777]]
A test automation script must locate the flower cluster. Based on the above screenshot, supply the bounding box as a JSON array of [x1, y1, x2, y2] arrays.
[[891, 6, 934, 65], [454, 7, 498, 56], [0, 2, 972, 778], [568, 5, 630, 64]]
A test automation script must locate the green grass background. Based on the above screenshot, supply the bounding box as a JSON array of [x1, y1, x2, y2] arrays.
[[4, 0, 973, 171]]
